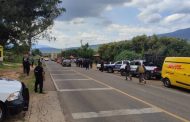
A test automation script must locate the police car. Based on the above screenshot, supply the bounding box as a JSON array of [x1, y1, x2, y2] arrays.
[[0, 78, 29, 121]]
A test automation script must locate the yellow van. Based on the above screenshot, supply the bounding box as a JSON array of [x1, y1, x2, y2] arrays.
[[162, 57, 190, 90]]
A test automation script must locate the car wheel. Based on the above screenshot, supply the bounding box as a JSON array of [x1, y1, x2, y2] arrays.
[[108, 68, 113, 73], [0, 103, 6, 122], [120, 70, 126, 76], [163, 78, 171, 88], [145, 72, 151, 80]]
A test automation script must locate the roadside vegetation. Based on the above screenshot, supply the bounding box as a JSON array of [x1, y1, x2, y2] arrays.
[[60, 35, 190, 67], [61, 43, 95, 59], [98, 35, 190, 61]]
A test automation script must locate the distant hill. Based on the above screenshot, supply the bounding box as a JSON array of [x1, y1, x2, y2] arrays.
[[38, 47, 62, 53], [66, 44, 100, 51], [32, 44, 100, 53], [159, 28, 190, 40], [32, 45, 62, 53]]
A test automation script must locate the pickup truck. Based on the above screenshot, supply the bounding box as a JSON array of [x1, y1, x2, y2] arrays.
[[104, 60, 129, 73], [0, 78, 29, 121], [120, 60, 161, 80], [96, 62, 111, 70], [62, 59, 71, 67]]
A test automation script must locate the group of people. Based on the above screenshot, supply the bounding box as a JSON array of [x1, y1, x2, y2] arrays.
[[23, 56, 45, 93], [76, 58, 93, 70], [125, 62, 146, 84]]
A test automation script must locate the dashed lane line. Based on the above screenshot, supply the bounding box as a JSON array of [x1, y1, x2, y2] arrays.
[[51, 74, 78, 75], [72, 107, 162, 119], [74, 70, 190, 122], [52, 79, 91, 81], [59, 88, 113, 92]]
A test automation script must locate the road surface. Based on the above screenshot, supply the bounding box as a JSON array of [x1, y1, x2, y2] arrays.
[[46, 61, 190, 122]]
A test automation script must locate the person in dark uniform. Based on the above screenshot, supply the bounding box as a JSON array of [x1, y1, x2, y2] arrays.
[[25, 58, 30, 76], [85, 59, 90, 70], [34, 61, 45, 93], [125, 62, 132, 80], [100, 61, 104, 72], [23, 57, 27, 73]]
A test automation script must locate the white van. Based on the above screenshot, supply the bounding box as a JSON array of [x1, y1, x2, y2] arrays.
[[0, 78, 29, 121]]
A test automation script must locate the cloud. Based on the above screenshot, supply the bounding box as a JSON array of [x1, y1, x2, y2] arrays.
[[106, 24, 153, 40], [105, 5, 113, 11], [37, 0, 190, 48], [163, 14, 187, 23], [138, 13, 162, 23], [69, 18, 86, 25], [125, 0, 190, 24], [59, 0, 131, 20]]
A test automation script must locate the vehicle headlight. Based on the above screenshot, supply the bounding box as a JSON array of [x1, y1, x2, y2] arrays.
[[7, 91, 20, 101]]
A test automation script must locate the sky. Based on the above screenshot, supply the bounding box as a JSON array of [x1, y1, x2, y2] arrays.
[[37, 0, 190, 49]]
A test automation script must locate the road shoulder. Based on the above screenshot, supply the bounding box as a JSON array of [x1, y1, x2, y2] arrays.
[[25, 66, 66, 122]]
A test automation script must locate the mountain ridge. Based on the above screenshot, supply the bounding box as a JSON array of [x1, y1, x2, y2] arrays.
[[158, 28, 190, 40]]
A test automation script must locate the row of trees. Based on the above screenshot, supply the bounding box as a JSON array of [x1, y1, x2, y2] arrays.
[[98, 35, 190, 66], [0, 0, 65, 52], [61, 43, 94, 59], [61, 35, 190, 67]]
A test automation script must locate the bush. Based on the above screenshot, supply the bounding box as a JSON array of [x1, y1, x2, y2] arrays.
[[114, 50, 141, 61]]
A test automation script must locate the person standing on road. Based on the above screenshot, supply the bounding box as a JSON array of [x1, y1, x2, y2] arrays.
[[100, 61, 104, 72], [125, 62, 132, 81], [90, 59, 93, 69], [136, 63, 146, 84], [34, 61, 45, 93]]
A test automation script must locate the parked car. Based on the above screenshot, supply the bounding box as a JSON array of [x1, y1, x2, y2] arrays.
[[96, 62, 112, 70], [104, 60, 129, 73], [120, 60, 161, 80], [162, 57, 190, 89], [44, 57, 49, 61], [62, 59, 71, 67], [0, 78, 29, 121]]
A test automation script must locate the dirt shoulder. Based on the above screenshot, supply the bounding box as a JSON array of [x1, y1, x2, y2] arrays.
[[1, 63, 66, 122]]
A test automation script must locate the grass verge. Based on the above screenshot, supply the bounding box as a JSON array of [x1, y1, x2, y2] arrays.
[[0, 62, 21, 70], [19, 73, 35, 93]]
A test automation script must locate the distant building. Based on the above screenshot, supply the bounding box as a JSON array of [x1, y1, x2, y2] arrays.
[[51, 53, 58, 61]]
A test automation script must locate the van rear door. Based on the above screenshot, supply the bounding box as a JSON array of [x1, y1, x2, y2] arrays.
[[175, 63, 190, 88]]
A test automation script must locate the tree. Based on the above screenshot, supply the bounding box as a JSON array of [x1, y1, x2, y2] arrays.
[[32, 49, 42, 56], [114, 50, 141, 61], [61, 43, 95, 59], [79, 43, 94, 58], [0, 0, 65, 50]]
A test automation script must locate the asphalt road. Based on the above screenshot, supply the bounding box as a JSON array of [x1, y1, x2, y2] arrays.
[[46, 61, 190, 122]]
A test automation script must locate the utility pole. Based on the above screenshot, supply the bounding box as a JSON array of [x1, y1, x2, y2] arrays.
[[80, 40, 83, 46]]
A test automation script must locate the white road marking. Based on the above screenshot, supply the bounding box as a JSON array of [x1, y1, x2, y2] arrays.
[[72, 107, 162, 119], [53, 79, 91, 81], [51, 74, 77, 76], [59, 87, 113, 92], [49, 70, 72, 71], [50, 74, 60, 91]]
